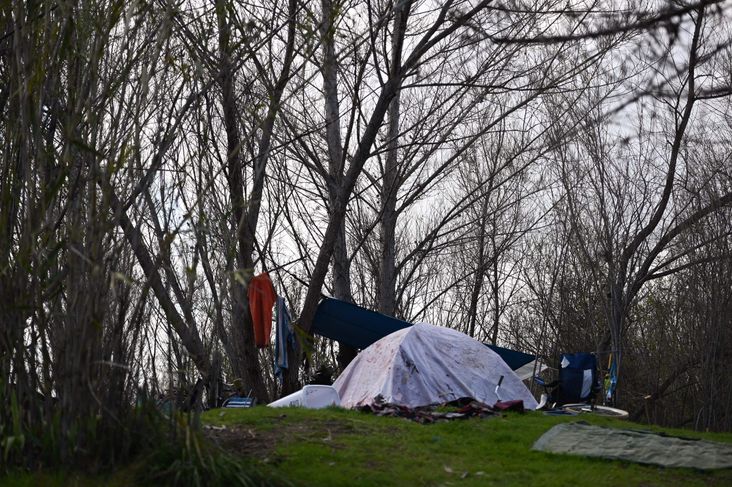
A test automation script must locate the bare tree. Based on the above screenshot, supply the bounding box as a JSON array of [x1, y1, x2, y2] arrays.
[[552, 6, 732, 404]]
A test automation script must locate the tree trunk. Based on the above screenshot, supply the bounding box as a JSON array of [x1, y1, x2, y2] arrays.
[[467, 193, 490, 338], [377, 0, 409, 319], [215, 0, 268, 402], [320, 0, 357, 370], [298, 0, 498, 335]]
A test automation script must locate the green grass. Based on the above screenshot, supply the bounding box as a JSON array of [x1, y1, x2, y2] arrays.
[[201, 406, 732, 487], [4, 408, 731, 486]]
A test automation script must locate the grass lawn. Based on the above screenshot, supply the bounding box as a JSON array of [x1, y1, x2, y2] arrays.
[[201, 406, 732, 487], [3, 407, 731, 486]]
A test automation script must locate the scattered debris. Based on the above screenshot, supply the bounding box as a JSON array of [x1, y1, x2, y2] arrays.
[[355, 395, 510, 423]]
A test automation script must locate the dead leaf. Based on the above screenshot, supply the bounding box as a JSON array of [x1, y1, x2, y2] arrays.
[[443, 465, 453, 473]]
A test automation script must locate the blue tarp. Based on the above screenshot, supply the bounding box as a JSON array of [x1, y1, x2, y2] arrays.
[[312, 297, 411, 350], [311, 297, 535, 371], [484, 344, 535, 371]]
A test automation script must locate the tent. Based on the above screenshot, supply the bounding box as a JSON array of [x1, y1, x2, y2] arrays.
[[333, 323, 539, 409], [312, 297, 541, 378]]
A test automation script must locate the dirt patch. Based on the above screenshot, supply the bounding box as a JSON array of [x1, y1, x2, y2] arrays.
[[204, 417, 357, 460]]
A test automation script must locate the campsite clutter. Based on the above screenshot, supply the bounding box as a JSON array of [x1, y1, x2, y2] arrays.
[[231, 293, 732, 472], [533, 352, 630, 418], [332, 322, 538, 410], [244, 294, 540, 412], [221, 290, 543, 411], [226, 284, 544, 411], [225, 293, 730, 473], [249, 273, 297, 378], [311, 297, 542, 378], [224, 273, 296, 408], [356, 395, 526, 424]]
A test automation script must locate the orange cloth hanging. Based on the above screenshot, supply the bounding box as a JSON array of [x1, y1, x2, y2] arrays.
[[248, 273, 277, 348]]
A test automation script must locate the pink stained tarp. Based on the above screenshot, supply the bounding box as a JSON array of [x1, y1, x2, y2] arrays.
[[333, 323, 538, 410]]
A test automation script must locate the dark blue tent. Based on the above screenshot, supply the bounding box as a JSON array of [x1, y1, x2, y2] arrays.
[[311, 297, 535, 371]]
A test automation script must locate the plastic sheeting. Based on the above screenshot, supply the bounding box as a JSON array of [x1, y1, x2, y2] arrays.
[[268, 385, 340, 409], [533, 422, 732, 470], [333, 323, 538, 409]]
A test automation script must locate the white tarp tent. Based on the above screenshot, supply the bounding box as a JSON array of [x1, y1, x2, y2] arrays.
[[333, 323, 539, 409]]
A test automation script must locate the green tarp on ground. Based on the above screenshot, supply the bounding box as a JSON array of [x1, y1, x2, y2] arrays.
[[532, 422, 732, 470]]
